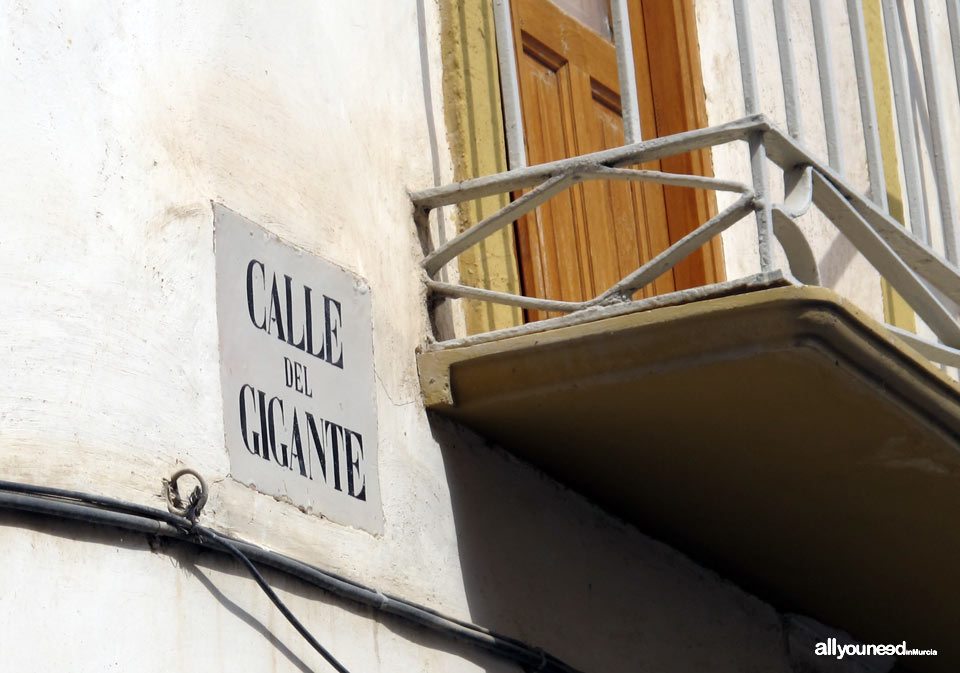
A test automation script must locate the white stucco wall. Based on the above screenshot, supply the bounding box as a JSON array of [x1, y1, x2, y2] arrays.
[[0, 0, 459, 606], [0, 2, 820, 671]]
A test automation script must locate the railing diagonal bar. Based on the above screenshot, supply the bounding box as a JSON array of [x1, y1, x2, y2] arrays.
[[426, 280, 585, 313], [411, 116, 768, 209], [886, 325, 960, 369], [577, 166, 751, 193], [812, 171, 960, 348], [422, 174, 574, 276], [765, 127, 960, 308], [589, 193, 755, 305]]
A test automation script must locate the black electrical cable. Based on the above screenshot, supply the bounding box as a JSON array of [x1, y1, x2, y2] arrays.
[[0, 479, 586, 673], [199, 527, 351, 673]]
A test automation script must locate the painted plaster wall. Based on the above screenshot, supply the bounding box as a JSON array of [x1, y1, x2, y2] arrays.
[[1, 1, 814, 671], [695, 0, 886, 322]]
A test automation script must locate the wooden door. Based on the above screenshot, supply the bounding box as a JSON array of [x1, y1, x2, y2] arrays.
[[510, 0, 723, 320]]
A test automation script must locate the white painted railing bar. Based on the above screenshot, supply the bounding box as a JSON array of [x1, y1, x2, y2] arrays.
[[732, 0, 760, 115], [410, 116, 769, 208], [422, 174, 573, 276], [948, 0, 960, 113], [492, 0, 527, 170], [810, 0, 844, 175], [588, 194, 755, 305], [415, 114, 960, 363], [764, 128, 960, 308], [731, 0, 774, 272], [749, 131, 775, 273], [426, 280, 586, 313], [812, 171, 960, 348], [913, 0, 960, 263], [887, 325, 960, 369], [772, 0, 803, 140], [576, 167, 751, 193], [846, 0, 888, 209], [881, 0, 929, 245], [610, 0, 642, 144], [417, 112, 960, 310], [424, 273, 792, 351], [421, 163, 751, 277]]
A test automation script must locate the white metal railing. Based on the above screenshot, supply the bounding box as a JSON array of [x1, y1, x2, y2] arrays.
[[413, 0, 960, 368]]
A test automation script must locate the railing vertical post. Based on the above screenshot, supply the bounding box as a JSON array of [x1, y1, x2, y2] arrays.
[[748, 132, 775, 273], [732, 0, 759, 115], [733, 0, 774, 272], [846, 0, 887, 210], [810, 0, 844, 175], [881, 0, 929, 245], [492, 0, 527, 170], [948, 0, 960, 113], [772, 0, 803, 140], [914, 0, 959, 263], [610, 0, 643, 145]]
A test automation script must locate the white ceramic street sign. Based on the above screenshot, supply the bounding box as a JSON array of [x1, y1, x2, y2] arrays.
[[215, 205, 381, 532]]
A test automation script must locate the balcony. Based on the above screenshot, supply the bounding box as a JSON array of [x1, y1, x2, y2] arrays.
[[415, 2, 960, 670]]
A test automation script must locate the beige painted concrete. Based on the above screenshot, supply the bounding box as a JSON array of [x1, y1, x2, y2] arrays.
[[420, 285, 960, 672], [439, 0, 524, 335]]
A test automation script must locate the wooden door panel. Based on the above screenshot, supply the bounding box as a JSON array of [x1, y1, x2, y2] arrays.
[[630, 0, 724, 289], [513, 0, 626, 319], [512, 0, 699, 321], [516, 35, 588, 306], [622, 2, 678, 299], [579, 80, 640, 295]]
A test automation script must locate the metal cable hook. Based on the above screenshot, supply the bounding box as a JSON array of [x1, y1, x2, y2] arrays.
[[162, 468, 208, 524]]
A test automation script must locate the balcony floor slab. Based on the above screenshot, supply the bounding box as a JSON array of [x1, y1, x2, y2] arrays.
[[419, 286, 960, 671]]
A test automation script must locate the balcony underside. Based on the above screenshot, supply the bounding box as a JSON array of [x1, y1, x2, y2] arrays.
[[419, 286, 960, 671]]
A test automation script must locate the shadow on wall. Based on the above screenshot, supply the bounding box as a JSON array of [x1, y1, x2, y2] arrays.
[[0, 510, 514, 673], [429, 414, 798, 673]]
